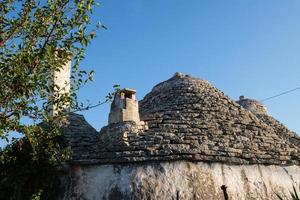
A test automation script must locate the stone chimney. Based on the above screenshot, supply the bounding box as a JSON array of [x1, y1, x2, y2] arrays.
[[51, 54, 71, 115], [236, 96, 268, 115], [108, 88, 140, 124]]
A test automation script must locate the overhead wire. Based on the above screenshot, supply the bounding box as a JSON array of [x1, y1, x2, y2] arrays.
[[71, 85, 300, 112], [260, 86, 300, 102]]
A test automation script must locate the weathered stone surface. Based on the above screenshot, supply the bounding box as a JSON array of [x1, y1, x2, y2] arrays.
[[51, 55, 71, 115], [64, 73, 300, 165], [59, 113, 99, 160], [109, 88, 140, 124], [236, 96, 268, 115], [56, 73, 300, 199], [60, 161, 300, 200]]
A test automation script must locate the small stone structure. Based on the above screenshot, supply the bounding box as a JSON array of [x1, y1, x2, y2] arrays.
[[108, 88, 140, 124], [236, 95, 268, 115], [53, 60, 71, 97], [50, 53, 71, 115], [58, 73, 300, 200]]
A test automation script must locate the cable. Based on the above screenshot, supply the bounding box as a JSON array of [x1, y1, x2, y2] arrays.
[[73, 100, 109, 112], [260, 86, 300, 102]]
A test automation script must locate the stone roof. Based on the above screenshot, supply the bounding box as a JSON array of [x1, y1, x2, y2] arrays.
[[59, 113, 99, 160], [66, 73, 300, 165]]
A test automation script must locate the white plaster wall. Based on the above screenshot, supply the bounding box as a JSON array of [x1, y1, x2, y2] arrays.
[[62, 161, 300, 200]]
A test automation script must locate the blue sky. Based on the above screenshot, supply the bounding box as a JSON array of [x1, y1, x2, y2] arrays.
[[78, 0, 300, 132], [1, 0, 300, 147]]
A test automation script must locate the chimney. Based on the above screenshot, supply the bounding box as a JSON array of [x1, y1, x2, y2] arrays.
[[108, 88, 140, 124], [50, 51, 71, 115]]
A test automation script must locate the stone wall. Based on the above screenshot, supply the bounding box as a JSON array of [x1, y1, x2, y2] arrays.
[[61, 161, 300, 200]]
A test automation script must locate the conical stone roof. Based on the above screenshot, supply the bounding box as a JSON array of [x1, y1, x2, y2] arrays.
[[59, 113, 99, 160], [72, 73, 300, 165], [236, 97, 300, 149], [138, 72, 299, 165]]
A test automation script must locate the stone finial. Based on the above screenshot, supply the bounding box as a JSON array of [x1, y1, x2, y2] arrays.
[[108, 88, 140, 124], [174, 72, 183, 76], [174, 72, 186, 78], [173, 72, 192, 78], [236, 96, 268, 115]]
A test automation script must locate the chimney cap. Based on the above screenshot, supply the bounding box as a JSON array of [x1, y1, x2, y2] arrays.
[[120, 88, 136, 94]]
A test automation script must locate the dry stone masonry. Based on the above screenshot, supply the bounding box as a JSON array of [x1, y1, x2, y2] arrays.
[[63, 72, 300, 166], [108, 88, 141, 124], [59, 72, 300, 200], [236, 96, 268, 115]]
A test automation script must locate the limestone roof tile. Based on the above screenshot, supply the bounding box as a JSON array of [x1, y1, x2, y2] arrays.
[[66, 73, 300, 165]]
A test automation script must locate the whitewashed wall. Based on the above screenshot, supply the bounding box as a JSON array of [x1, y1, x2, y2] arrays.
[[62, 161, 300, 200]]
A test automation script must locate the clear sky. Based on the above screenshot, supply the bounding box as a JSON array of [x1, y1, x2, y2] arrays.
[[79, 0, 300, 132], [1, 0, 300, 147]]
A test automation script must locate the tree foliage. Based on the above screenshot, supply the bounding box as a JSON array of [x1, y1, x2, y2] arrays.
[[0, 0, 99, 140], [0, 0, 103, 198]]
